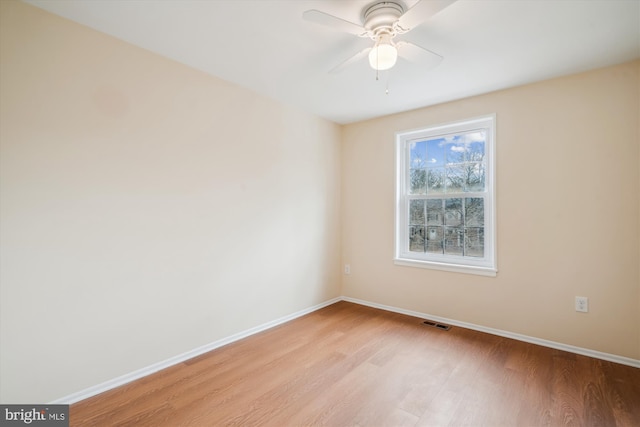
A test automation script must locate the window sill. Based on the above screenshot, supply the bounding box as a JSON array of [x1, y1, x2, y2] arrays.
[[394, 258, 497, 277]]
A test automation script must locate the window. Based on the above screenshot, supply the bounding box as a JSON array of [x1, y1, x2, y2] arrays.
[[395, 115, 496, 276]]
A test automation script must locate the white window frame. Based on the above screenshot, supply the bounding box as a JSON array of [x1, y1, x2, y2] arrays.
[[394, 115, 497, 277]]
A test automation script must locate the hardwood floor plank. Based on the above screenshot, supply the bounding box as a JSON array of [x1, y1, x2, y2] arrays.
[[396, 350, 453, 417], [416, 389, 460, 427], [381, 408, 420, 427], [70, 301, 640, 427], [603, 360, 640, 426]]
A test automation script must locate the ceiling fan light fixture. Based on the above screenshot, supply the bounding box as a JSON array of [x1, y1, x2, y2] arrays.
[[368, 35, 397, 71]]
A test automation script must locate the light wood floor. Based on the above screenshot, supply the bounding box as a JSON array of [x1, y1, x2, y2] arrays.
[[71, 301, 640, 426]]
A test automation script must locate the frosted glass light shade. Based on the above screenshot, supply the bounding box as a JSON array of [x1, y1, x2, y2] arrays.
[[368, 43, 397, 71]]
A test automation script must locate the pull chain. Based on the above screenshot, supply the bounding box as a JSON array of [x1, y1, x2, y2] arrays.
[[386, 71, 390, 95], [372, 45, 390, 94]]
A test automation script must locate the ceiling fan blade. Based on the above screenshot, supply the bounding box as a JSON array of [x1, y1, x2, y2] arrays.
[[303, 10, 368, 37], [397, 0, 457, 33], [396, 41, 443, 69], [329, 47, 372, 74]]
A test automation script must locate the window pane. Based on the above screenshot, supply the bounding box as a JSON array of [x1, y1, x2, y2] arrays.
[[410, 141, 427, 168], [465, 227, 484, 257], [409, 226, 425, 252], [444, 227, 463, 255], [410, 141, 427, 194], [427, 168, 444, 194], [409, 200, 425, 225], [409, 169, 426, 194], [426, 138, 445, 167], [445, 198, 463, 226], [445, 166, 465, 193], [467, 136, 485, 161], [465, 198, 484, 226], [426, 199, 443, 225], [443, 132, 486, 193], [464, 162, 485, 192], [426, 226, 443, 254], [447, 138, 466, 164]]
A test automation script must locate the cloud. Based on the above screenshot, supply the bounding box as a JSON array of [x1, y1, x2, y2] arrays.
[[462, 132, 485, 143], [450, 145, 467, 153]]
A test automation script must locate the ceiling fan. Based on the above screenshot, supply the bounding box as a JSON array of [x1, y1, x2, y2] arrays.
[[303, 0, 456, 73]]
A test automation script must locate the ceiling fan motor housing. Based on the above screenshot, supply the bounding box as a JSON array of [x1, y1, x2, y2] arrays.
[[363, 1, 405, 39]]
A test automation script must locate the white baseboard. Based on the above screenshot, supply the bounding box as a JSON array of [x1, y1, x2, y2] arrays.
[[52, 294, 639, 404], [51, 297, 342, 404], [341, 296, 640, 369]]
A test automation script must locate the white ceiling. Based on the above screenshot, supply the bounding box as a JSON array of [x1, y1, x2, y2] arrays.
[[24, 0, 640, 124]]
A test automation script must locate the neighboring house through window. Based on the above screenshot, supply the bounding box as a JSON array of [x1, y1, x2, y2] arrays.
[[395, 115, 496, 276]]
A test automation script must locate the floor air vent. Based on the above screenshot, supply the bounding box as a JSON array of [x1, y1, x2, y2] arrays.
[[423, 320, 451, 331]]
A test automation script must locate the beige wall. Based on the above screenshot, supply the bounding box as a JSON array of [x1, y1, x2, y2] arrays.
[[0, 1, 341, 403], [342, 61, 640, 360]]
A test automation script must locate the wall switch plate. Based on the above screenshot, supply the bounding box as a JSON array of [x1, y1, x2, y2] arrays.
[[344, 264, 351, 275], [575, 296, 588, 312]]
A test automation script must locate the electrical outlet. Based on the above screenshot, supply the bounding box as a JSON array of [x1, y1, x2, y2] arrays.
[[575, 296, 588, 313], [344, 264, 351, 275]]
